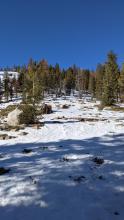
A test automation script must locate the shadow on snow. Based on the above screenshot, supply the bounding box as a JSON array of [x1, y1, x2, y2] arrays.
[[0, 133, 124, 219]]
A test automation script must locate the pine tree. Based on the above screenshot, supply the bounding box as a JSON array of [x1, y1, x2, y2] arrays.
[[89, 73, 96, 98], [12, 76, 19, 98], [95, 64, 105, 99], [82, 70, 90, 93], [118, 63, 124, 102], [37, 59, 49, 96], [76, 69, 84, 98], [0, 78, 3, 103], [102, 51, 120, 106], [9, 80, 13, 101], [3, 72, 10, 102], [64, 68, 75, 95], [54, 63, 61, 97]]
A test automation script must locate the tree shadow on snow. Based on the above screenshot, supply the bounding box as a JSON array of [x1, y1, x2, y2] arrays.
[[0, 133, 124, 219]]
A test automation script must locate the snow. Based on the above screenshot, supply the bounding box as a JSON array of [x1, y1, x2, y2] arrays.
[[0, 71, 19, 81], [0, 96, 124, 219]]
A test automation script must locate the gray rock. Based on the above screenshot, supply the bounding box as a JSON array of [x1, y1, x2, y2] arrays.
[[0, 134, 16, 140], [7, 108, 22, 126], [0, 134, 9, 140], [19, 132, 28, 136]]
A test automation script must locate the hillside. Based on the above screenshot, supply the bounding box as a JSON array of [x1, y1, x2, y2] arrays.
[[0, 96, 124, 220]]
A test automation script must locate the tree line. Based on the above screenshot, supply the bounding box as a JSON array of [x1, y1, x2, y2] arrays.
[[1, 51, 124, 107]]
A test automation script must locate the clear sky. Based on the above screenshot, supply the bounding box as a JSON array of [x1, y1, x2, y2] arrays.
[[0, 0, 124, 69]]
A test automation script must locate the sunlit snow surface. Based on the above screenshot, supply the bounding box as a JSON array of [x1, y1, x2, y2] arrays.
[[0, 96, 124, 220]]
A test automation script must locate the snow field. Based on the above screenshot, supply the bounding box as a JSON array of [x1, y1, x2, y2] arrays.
[[0, 96, 124, 220]]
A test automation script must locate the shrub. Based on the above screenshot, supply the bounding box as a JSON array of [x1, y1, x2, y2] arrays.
[[0, 105, 18, 117], [110, 106, 124, 112], [19, 104, 37, 125]]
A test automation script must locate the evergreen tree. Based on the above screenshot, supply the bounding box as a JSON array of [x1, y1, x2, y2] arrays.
[[76, 69, 84, 98], [12, 77, 19, 98], [95, 64, 105, 99], [48, 65, 55, 92], [0, 78, 3, 102], [9, 80, 13, 101], [37, 59, 49, 96], [102, 51, 120, 106], [89, 73, 96, 98], [18, 65, 28, 101], [76, 69, 90, 98], [27, 59, 42, 105], [3, 72, 10, 102], [54, 63, 62, 97], [82, 69, 90, 93], [118, 63, 124, 102], [64, 68, 75, 95]]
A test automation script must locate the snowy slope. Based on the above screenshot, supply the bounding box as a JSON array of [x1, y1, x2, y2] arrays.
[[0, 96, 124, 220]]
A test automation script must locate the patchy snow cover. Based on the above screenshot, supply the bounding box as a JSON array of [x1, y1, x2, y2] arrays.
[[0, 96, 124, 220], [0, 71, 19, 81]]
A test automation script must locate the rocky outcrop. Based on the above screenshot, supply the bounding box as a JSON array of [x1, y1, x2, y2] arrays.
[[7, 108, 22, 126]]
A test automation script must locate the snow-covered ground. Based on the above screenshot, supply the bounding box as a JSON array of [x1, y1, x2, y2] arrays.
[[0, 96, 124, 220], [0, 71, 19, 81]]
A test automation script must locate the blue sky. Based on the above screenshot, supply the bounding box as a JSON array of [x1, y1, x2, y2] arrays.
[[0, 0, 124, 69]]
